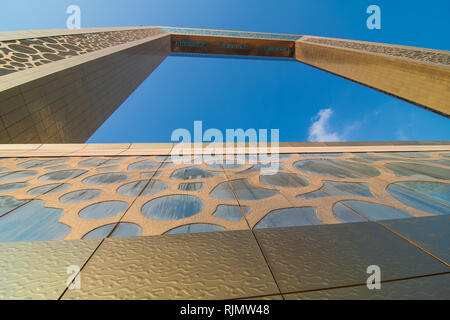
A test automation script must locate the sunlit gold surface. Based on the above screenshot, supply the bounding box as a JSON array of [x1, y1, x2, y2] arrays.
[[296, 37, 450, 116], [0, 239, 101, 299]]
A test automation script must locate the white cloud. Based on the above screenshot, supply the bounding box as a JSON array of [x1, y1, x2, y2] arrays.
[[308, 108, 342, 142]]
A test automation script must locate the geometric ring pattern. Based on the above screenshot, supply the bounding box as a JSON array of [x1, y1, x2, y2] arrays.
[[0, 150, 448, 242]]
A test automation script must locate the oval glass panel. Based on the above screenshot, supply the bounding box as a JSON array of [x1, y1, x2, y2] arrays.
[[27, 183, 70, 195], [333, 203, 368, 223], [39, 169, 86, 181], [79, 201, 128, 220], [260, 172, 309, 188], [341, 200, 412, 221], [171, 166, 219, 180], [60, 189, 103, 203], [82, 173, 130, 186], [0, 200, 70, 242], [117, 180, 168, 197], [294, 159, 380, 179], [0, 182, 28, 193], [385, 163, 450, 180], [254, 207, 322, 229], [0, 196, 27, 217], [18, 159, 66, 169], [213, 205, 249, 222], [387, 182, 450, 215], [0, 170, 38, 182], [128, 160, 160, 171], [141, 195, 203, 220]]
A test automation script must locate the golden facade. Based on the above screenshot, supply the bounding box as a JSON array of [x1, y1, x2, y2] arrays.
[[0, 27, 449, 300]]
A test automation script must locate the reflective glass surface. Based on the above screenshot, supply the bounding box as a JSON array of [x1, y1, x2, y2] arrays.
[[209, 181, 235, 200], [342, 200, 412, 221], [254, 207, 322, 229], [45, 165, 69, 171], [211, 179, 279, 200], [0, 170, 38, 182], [97, 166, 119, 172], [27, 183, 70, 195], [128, 160, 160, 171], [297, 190, 328, 199], [0, 196, 27, 217], [165, 223, 226, 235], [18, 159, 66, 169], [141, 195, 204, 220], [79, 201, 128, 220], [212, 205, 250, 222], [0, 182, 28, 193], [117, 180, 168, 197], [110, 222, 142, 238], [385, 163, 450, 180], [0, 200, 70, 242], [379, 152, 430, 158], [178, 182, 204, 191], [333, 203, 368, 223], [141, 171, 161, 178], [171, 166, 220, 180], [260, 172, 309, 188], [294, 159, 380, 179], [82, 173, 130, 186], [392, 181, 450, 205], [206, 161, 244, 169], [39, 169, 86, 181], [351, 153, 397, 163], [321, 181, 374, 197], [60, 189, 103, 203], [79, 158, 123, 168], [238, 163, 285, 175], [387, 183, 450, 215]]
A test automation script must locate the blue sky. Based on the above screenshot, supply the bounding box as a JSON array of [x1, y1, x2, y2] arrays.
[[1, 0, 449, 143]]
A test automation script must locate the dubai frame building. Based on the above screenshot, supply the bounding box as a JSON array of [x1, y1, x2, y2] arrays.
[[0, 27, 449, 300]]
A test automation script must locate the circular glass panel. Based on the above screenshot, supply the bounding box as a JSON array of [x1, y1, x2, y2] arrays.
[[254, 207, 322, 229], [141, 195, 203, 220], [60, 189, 103, 203], [0, 182, 28, 193], [39, 169, 86, 181], [79, 201, 128, 220], [0, 170, 38, 182], [27, 183, 70, 195], [294, 159, 380, 179], [82, 173, 130, 186], [260, 172, 309, 188]]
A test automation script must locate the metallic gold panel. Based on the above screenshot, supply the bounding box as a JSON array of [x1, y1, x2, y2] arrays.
[[0, 239, 101, 300], [295, 38, 450, 117], [171, 34, 295, 58], [0, 33, 170, 144], [241, 295, 284, 300], [62, 230, 280, 300], [0, 28, 166, 75], [254, 222, 449, 293], [284, 274, 450, 300], [380, 215, 450, 265]]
